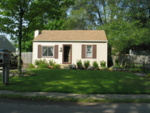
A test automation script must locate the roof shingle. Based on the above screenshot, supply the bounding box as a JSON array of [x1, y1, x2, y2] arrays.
[[33, 30, 107, 41]]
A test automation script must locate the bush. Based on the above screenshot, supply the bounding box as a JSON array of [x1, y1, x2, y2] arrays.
[[92, 61, 99, 70], [49, 60, 56, 66], [76, 60, 83, 69], [129, 68, 142, 73], [53, 64, 61, 69], [146, 73, 150, 78], [100, 61, 106, 67], [34, 59, 41, 66], [38, 63, 49, 69], [34, 59, 49, 68], [115, 58, 119, 66], [28, 63, 35, 69], [84, 60, 90, 69]]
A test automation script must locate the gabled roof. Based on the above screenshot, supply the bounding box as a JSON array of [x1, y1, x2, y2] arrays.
[[33, 30, 107, 42], [0, 35, 16, 52]]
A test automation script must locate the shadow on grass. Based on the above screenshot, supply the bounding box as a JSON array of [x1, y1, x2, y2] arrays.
[[0, 69, 150, 94]]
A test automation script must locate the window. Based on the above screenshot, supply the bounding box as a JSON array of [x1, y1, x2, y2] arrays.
[[82, 45, 96, 59], [86, 45, 92, 57], [42, 47, 54, 57]]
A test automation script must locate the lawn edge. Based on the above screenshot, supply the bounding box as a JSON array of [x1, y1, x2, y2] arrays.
[[0, 94, 150, 103]]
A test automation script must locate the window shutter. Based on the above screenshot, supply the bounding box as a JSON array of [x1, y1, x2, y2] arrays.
[[55, 45, 58, 59], [93, 45, 97, 59], [82, 45, 85, 58], [38, 45, 42, 58]]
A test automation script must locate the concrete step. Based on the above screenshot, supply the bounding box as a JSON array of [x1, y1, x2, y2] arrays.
[[61, 64, 70, 69]]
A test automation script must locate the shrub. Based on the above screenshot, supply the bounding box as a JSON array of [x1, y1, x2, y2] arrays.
[[146, 73, 150, 78], [115, 58, 119, 66], [100, 61, 106, 67], [53, 64, 61, 69], [76, 60, 83, 69], [34, 59, 49, 68], [28, 63, 35, 69], [49, 60, 56, 66], [84, 60, 90, 69], [38, 63, 49, 69], [129, 68, 142, 73], [92, 61, 99, 70], [34, 59, 41, 66]]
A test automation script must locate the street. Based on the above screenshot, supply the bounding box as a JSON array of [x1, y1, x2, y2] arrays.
[[0, 99, 150, 113]]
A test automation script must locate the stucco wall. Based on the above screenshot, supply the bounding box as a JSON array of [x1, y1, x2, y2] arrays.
[[32, 41, 108, 67]]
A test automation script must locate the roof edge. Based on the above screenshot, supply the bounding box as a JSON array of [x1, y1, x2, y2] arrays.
[[33, 40, 108, 43]]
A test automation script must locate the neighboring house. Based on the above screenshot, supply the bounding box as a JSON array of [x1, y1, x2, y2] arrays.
[[0, 35, 16, 52], [32, 30, 108, 67]]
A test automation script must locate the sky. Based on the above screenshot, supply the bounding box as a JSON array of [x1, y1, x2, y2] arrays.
[[0, 33, 11, 41]]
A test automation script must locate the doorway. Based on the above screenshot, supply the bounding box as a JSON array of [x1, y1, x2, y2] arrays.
[[63, 45, 72, 64]]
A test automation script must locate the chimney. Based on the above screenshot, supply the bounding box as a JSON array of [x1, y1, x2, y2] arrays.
[[34, 30, 40, 38]]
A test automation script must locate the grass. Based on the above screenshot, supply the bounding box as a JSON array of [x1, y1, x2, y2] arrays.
[[0, 69, 150, 94]]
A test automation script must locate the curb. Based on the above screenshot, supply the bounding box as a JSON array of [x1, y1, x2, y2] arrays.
[[0, 90, 150, 100]]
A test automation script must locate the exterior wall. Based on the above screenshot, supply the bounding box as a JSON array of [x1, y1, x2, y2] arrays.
[[32, 41, 108, 67]]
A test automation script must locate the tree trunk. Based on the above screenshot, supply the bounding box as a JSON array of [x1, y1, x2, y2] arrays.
[[18, 8, 23, 76]]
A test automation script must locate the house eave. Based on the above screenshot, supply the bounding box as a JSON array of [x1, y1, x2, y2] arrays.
[[33, 40, 108, 43]]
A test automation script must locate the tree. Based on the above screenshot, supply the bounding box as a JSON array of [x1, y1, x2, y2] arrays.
[[0, 0, 73, 75], [99, 20, 150, 54], [66, 0, 150, 54]]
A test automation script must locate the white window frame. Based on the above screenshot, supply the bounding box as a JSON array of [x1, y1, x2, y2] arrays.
[[42, 46, 54, 57]]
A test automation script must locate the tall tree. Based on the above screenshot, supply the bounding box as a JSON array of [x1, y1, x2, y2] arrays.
[[0, 0, 73, 75], [99, 19, 150, 54], [66, 0, 150, 54]]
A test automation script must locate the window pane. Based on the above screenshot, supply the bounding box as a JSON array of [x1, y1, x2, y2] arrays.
[[86, 46, 92, 57], [43, 47, 47, 56], [48, 47, 53, 56]]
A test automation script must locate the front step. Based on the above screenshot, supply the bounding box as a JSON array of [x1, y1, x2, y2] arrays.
[[61, 64, 70, 69]]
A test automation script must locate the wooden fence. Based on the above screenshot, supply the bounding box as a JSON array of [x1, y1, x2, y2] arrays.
[[21, 52, 32, 65], [112, 55, 150, 70]]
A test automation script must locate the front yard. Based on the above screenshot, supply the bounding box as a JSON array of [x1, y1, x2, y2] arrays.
[[0, 69, 150, 94]]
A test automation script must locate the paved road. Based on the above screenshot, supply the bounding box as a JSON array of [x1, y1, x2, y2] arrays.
[[0, 99, 150, 113]]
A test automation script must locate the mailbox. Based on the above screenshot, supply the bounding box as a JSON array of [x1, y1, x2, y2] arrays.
[[0, 49, 10, 85], [0, 50, 10, 66]]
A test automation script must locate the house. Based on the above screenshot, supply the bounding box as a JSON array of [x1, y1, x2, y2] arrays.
[[32, 30, 108, 67], [0, 35, 16, 52]]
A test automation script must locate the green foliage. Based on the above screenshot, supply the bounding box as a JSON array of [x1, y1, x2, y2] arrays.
[[84, 60, 90, 69], [129, 68, 142, 73], [49, 60, 56, 66], [28, 63, 35, 69], [76, 60, 83, 69], [99, 19, 150, 54], [92, 61, 99, 70], [53, 64, 61, 69], [100, 61, 106, 67], [38, 63, 49, 69], [66, 0, 150, 53], [34, 59, 49, 69], [146, 73, 150, 78], [0, 0, 73, 52]]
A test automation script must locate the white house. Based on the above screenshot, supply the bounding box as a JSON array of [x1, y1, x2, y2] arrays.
[[32, 30, 108, 67]]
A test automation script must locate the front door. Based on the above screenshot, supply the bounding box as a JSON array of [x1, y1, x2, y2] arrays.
[[63, 45, 72, 64]]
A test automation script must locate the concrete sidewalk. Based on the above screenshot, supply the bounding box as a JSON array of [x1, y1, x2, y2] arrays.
[[0, 90, 150, 100]]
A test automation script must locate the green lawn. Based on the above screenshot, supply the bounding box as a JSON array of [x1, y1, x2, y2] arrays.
[[0, 69, 150, 94]]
